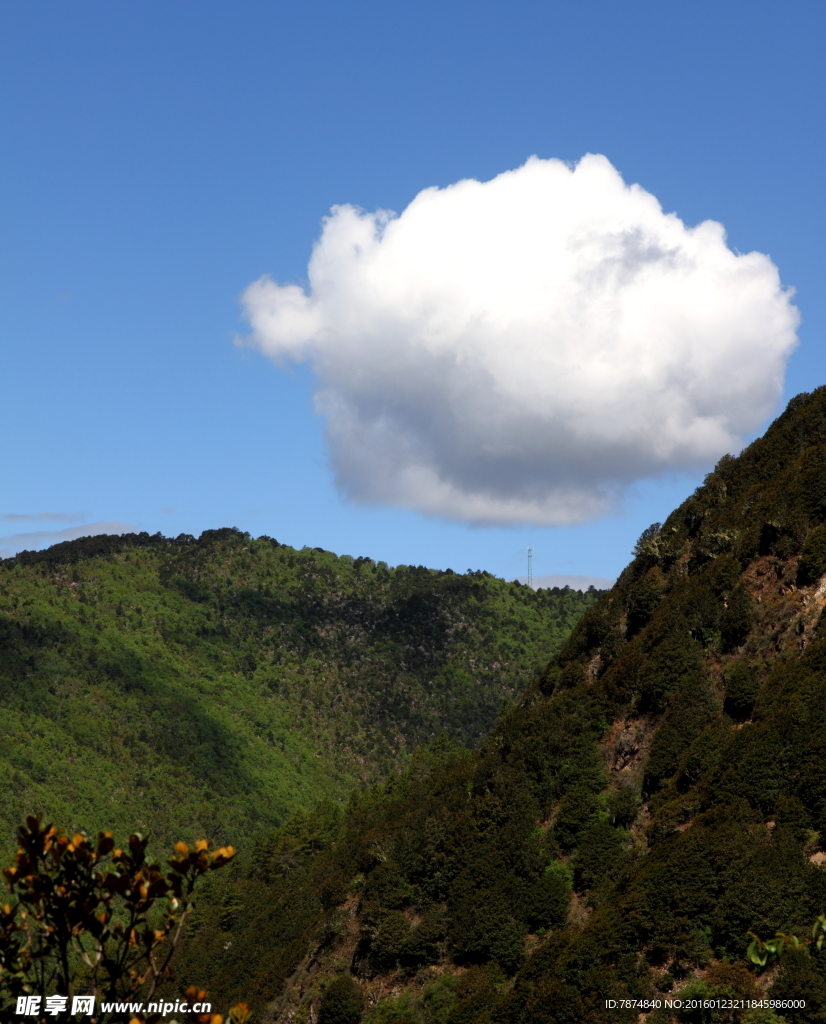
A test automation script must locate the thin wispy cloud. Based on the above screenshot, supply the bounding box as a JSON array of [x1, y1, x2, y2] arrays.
[[2, 512, 84, 523], [0, 521, 137, 559], [518, 574, 615, 592], [242, 154, 799, 526]]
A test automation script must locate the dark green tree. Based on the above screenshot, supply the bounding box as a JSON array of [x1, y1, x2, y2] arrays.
[[318, 975, 364, 1024], [721, 585, 753, 652], [798, 525, 826, 586], [724, 662, 760, 719]]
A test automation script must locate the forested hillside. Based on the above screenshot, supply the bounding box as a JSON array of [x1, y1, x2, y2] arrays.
[[177, 388, 826, 1024], [0, 530, 597, 852]]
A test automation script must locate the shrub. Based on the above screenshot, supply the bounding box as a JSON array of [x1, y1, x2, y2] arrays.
[[798, 525, 826, 586], [724, 662, 760, 719], [721, 586, 753, 652], [644, 678, 716, 793], [0, 815, 238, 1019], [525, 861, 571, 930], [607, 786, 639, 827], [627, 567, 668, 636], [574, 818, 626, 891], [319, 975, 365, 1024], [551, 786, 600, 851], [370, 910, 413, 972]]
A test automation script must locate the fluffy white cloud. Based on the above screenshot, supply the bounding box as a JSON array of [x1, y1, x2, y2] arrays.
[[241, 154, 799, 525]]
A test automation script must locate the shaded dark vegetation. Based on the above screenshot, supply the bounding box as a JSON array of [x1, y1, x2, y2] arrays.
[[173, 388, 826, 1024]]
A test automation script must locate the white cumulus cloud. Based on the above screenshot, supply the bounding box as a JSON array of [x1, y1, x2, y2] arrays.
[[241, 154, 799, 525]]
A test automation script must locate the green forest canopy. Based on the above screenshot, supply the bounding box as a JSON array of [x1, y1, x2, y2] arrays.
[[0, 530, 598, 854]]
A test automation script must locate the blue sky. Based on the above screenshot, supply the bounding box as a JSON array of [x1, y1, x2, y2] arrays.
[[2, 0, 824, 585]]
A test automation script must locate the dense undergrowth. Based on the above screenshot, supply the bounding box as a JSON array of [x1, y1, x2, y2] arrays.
[[175, 388, 826, 1024], [0, 530, 596, 853]]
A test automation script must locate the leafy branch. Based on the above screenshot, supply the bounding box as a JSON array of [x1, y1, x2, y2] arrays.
[[746, 915, 826, 967], [0, 814, 240, 1022]]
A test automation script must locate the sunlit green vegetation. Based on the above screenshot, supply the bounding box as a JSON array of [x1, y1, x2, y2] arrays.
[[0, 530, 598, 854]]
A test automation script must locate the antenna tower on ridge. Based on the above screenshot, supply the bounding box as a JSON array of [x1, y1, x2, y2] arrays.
[[527, 546, 533, 590]]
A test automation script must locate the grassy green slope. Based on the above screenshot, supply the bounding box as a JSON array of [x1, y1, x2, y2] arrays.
[[0, 529, 598, 851], [179, 388, 826, 1024]]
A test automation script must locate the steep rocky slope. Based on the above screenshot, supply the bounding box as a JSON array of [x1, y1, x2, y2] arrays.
[[174, 388, 826, 1024]]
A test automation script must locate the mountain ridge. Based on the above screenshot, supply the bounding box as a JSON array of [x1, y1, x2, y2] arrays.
[[0, 528, 598, 854], [171, 387, 826, 1024]]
